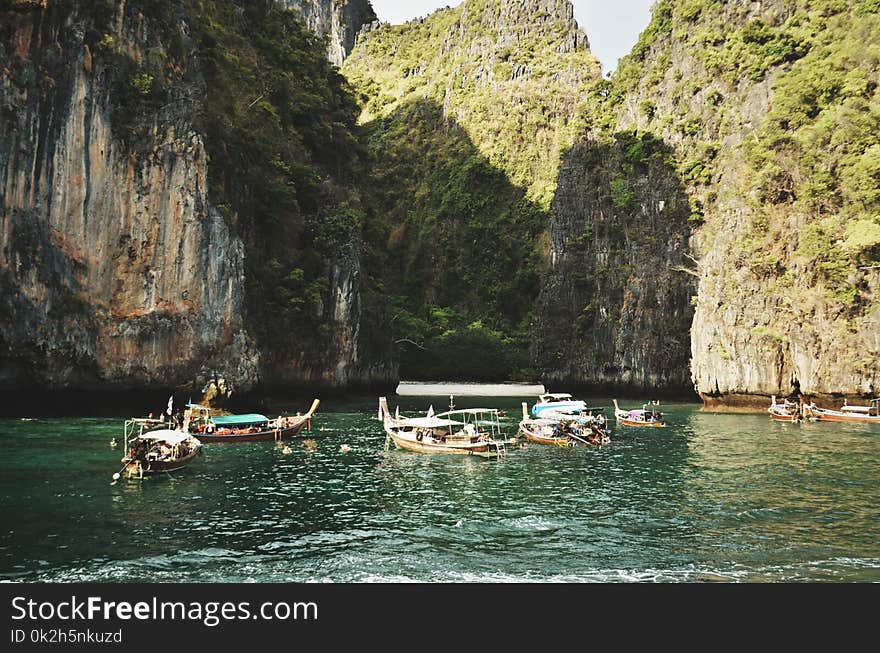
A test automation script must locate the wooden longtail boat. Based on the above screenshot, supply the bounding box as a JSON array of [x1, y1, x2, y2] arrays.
[[519, 418, 571, 446], [518, 403, 610, 446], [379, 397, 511, 459], [768, 395, 803, 422], [119, 419, 202, 479], [613, 399, 667, 427], [184, 399, 320, 442], [802, 398, 880, 424]]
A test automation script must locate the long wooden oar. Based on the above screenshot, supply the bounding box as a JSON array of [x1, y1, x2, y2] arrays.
[[567, 431, 592, 446], [110, 460, 132, 484]]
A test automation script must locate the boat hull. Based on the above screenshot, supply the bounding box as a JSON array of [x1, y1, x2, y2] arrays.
[[769, 412, 801, 422], [123, 447, 202, 476], [387, 430, 501, 457], [614, 411, 666, 427], [520, 428, 569, 446], [803, 408, 880, 424], [196, 419, 310, 443], [611, 400, 666, 427]]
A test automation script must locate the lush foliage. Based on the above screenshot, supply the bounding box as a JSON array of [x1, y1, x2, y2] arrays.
[[392, 299, 529, 380], [343, 0, 600, 379], [604, 0, 879, 328], [361, 99, 545, 379], [743, 7, 880, 310], [180, 1, 370, 355]]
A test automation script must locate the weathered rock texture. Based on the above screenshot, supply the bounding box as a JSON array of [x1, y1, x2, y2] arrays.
[[537, 0, 879, 405], [534, 133, 696, 394], [280, 0, 376, 66], [0, 1, 391, 395], [0, 2, 259, 392]]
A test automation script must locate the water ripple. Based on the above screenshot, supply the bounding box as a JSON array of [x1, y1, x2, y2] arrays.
[[1, 399, 878, 582]]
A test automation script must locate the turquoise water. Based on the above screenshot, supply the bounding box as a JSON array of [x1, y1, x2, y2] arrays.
[[1, 396, 878, 582]]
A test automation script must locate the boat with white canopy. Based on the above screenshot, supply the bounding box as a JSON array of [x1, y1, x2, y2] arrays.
[[118, 418, 202, 479], [378, 397, 512, 458]]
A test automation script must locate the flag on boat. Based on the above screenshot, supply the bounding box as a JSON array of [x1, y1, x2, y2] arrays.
[[427, 405, 434, 417], [167, 395, 174, 416]]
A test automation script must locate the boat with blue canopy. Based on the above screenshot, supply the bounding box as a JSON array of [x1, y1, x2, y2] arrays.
[[184, 399, 320, 442], [530, 392, 589, 417], [519, 403, 610, 446]]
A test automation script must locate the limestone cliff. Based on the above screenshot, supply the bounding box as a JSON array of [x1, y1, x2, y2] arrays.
[[0, 1, 259, 393], [343, 0, 601, 379], [538, 0, 879, 404], [280, 0, 376, 66], [0, 0, 392, 397], [534, 132, 696, 394]]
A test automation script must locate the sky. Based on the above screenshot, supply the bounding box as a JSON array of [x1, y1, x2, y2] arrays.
[[368, 1, 657, 73]]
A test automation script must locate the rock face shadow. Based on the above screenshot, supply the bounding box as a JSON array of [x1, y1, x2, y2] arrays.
[[534, 130, 698, 397], [362, 98, 549, 381]]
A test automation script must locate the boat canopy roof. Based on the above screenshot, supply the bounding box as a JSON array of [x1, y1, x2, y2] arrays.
[[540, 393, 574, 400], [186, 403, 211, 412], [398, 417, 462, 428], [841, 404, 872, 413], [211, 413, 269, 427], [138, 429, 193, 445], [436, 408, 498, 416], [546, 406, 604, 415]]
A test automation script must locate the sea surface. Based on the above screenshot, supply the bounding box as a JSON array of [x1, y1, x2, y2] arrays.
[[1, 394, 878, 582]]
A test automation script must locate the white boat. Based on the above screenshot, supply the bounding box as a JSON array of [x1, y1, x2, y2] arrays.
[[768, 395, 803, 422], [530, 392, 587, 417], [802, 398, 880, 424]]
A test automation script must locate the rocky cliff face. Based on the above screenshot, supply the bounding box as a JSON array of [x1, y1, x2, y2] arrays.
[[280, 0, 376, 66], [0, 1, 392, 397], [534, 132, 696, 394], [0, 2, 259, 392], [681, 1, 880, 406], [538, 0, 879, 404]]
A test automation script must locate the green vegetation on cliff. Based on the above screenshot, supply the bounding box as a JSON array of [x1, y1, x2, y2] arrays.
[[573, 0, 879, 394], [610, 0, 879, 294], [88, 1, 379, 369], [343, 0, 600, 379], [184, 0, 369, 357], [744, 7, 880, 311]]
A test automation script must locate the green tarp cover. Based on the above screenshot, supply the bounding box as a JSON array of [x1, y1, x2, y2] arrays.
[[211, 413, 269, 427]]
